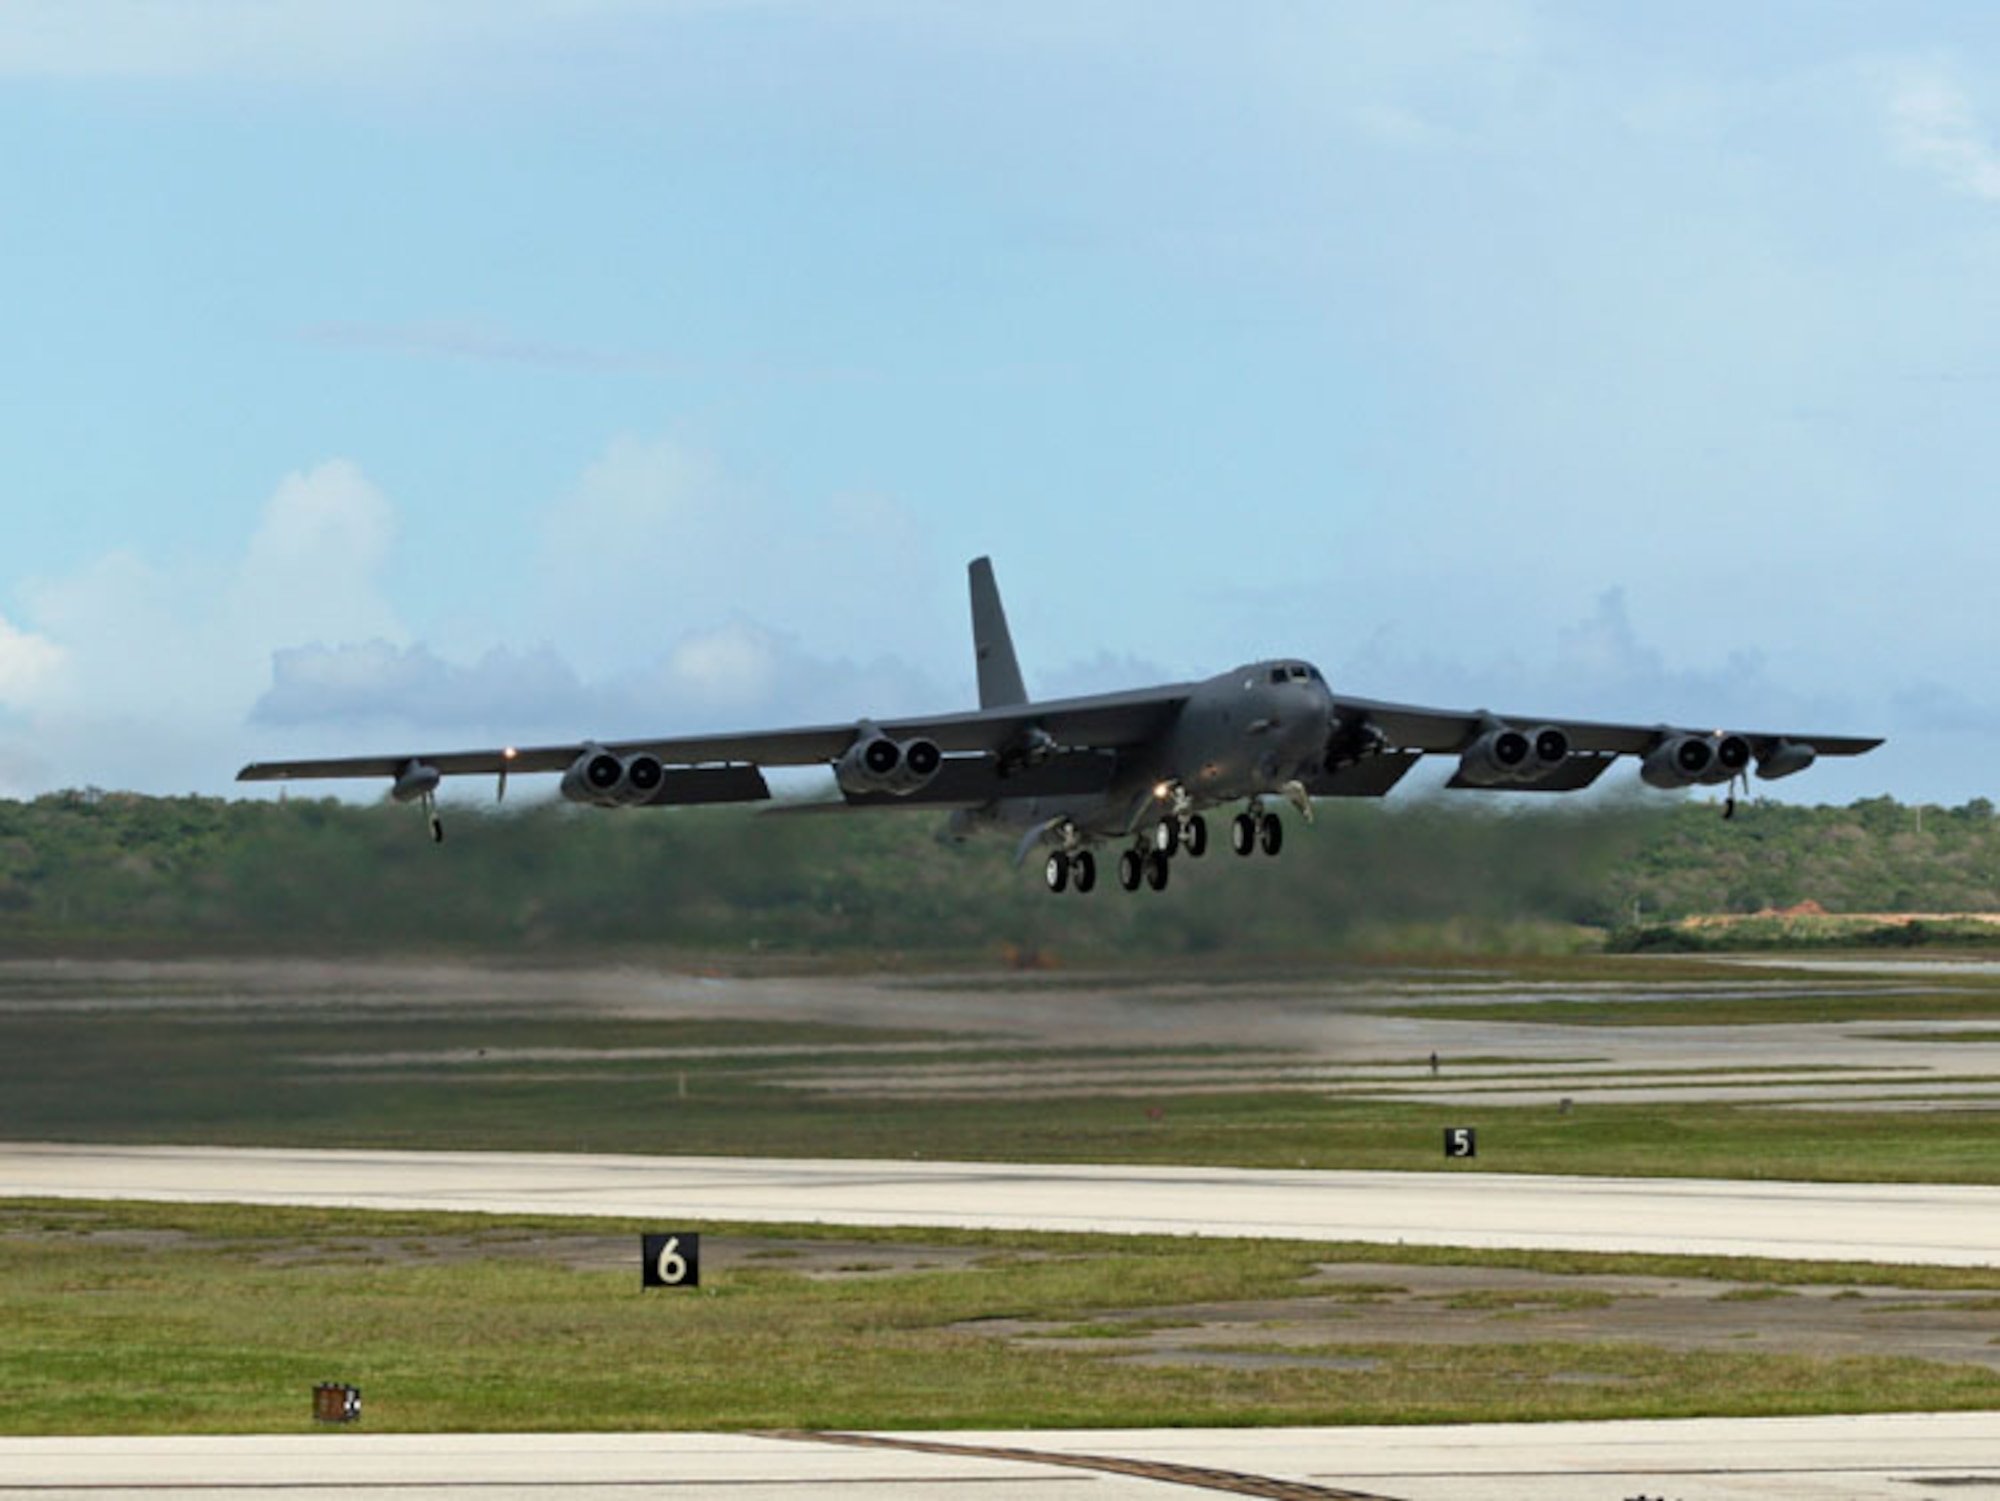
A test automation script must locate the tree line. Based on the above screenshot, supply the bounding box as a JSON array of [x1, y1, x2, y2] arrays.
[[0, 789, 1991, 958]]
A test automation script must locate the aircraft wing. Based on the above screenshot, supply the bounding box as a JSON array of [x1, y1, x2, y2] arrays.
[[1330, 693, 1882, 759], [235, 686, 1194, 798]]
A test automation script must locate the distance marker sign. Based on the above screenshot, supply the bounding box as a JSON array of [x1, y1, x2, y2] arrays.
[[641, 1232, 701, 1289]]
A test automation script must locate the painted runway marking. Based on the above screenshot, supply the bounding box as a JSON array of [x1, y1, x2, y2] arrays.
[[774, 1431, 1403, 1500]]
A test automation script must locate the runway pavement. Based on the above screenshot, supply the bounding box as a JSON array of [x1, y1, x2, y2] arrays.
[[5, 1413, 1999, 1499], [3, 1141, 1996, 1266]]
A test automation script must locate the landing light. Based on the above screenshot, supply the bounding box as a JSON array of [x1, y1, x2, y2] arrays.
[[1153, 782, 1172, 800]]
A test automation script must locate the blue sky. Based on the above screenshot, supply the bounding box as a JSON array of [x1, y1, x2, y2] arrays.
[[1, 2, 1995, 805]]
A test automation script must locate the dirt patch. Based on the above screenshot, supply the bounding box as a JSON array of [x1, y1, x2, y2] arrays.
[[967, 1260, 2000, 1373]]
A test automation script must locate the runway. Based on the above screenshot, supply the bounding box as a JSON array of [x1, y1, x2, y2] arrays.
[[4, 1141, 1997, 1266], [5, 1414, 1999, 1499]]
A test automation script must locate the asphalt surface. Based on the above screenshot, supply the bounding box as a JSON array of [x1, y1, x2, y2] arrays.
[[4, 1141, 1995, 1266]]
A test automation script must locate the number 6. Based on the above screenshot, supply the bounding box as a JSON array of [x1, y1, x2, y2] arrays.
[[655, 1236, 687, 1284]]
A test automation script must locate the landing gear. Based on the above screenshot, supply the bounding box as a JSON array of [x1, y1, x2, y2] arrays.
[[1115, 843, 1171, 893], [1154, 812, 1205, 860], [1231, 807, 1282, 858], [1045, 848, 1098, 895]]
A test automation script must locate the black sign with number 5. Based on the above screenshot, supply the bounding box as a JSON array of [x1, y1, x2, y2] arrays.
[[1444, 1127, 1477, 1159], [642, 1232, 701, 1289]]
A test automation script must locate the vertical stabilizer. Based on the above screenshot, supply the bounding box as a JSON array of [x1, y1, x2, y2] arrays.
[[968, 556, 1029, 708]]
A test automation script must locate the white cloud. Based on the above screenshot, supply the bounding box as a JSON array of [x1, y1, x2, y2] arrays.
[[248, 622, 944, 754], [0, 460, 407, 793], [1881, 60, 2000, 201], [234, 460, 401, 649], [0, 614, 65, 705]]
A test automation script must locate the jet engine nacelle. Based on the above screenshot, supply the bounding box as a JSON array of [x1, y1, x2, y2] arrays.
[[1641, 731, 1753, 789], [560, 746, 665, 807], [1456, 724, 1570, 786], [1641, 733, 1716, 788], [836, 725, 943, 796]]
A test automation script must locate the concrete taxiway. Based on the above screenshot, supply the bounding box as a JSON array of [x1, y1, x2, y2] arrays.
[[5, 1414, 1999, 1499], [4, 1141, 1996, 1266]]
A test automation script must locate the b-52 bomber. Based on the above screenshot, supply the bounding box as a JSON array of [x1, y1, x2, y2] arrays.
[[238, 557, 1881, 895]]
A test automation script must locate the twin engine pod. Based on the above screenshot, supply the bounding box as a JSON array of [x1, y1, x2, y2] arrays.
[[1641, 731, 1752, 789], [836, 725, 943, 797], [1455, 723, 1571, 787], [561, 746, 667, 807]]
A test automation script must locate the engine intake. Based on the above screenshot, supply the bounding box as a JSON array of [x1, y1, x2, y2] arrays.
[[837, 725, 944, 796], [1641, 733, 1716, 789], [1456, 723, 1571, 786], [561, 746, 663, 807]]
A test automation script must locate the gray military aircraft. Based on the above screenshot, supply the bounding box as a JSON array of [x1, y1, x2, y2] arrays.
[[238, 556, 1881, 895]]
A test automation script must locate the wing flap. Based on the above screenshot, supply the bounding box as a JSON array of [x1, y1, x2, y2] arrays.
[[1301, 752, 1423, 799], [832, 750, 1119, 808], [1446, 754, 1616, 793]]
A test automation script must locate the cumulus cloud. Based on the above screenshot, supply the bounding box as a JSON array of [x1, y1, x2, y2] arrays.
[[1880, 61, 2000, 201], [0, 615, 65, 705], [0, 459, 408, 793], [248, 622, 945, 754]]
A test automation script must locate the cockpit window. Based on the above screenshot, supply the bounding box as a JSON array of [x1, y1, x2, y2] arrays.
[[1269, 667, 1288, 684], [1289, 665, 1309, 681]]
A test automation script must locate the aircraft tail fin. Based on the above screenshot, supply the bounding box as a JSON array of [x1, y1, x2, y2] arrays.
[[969, 556, 1029, 708]]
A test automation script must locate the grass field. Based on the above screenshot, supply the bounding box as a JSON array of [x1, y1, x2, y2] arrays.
[[4, 958, 1997, 1183], [6, 1199, 1998, 1436]]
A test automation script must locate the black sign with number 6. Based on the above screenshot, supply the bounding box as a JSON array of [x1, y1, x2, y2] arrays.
[[641, 1232, 701, 1289], [1444, 1127, 1477, 1159]]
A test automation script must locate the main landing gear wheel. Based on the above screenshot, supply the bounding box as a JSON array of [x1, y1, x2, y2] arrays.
[[1071, 849, 1097, 893], [1260, 812, 1284, 857], [1231, 812, 1257, 857], [1153, 819, 1180, 856], [1044, 851, 1070, 893], [1183, 814, 1208, 858], [1145, 850, 1171, 891], [1117, 848, 1144, 891]]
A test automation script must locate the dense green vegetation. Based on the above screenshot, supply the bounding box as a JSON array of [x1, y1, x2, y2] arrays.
[[0, 789, 1993, 957]]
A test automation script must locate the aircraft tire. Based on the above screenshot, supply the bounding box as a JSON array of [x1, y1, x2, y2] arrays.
[[1260, 813, 1283, 857], [1045, 851, 1070, 893], [1183, 814, 1208, 858], [1153, 818, 1179, 856], [1231, 813, 1257, 857], [1072, 850, 1097, 894], [1145, 850, 1171, 892], [1117, 849, 1144, 891]]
